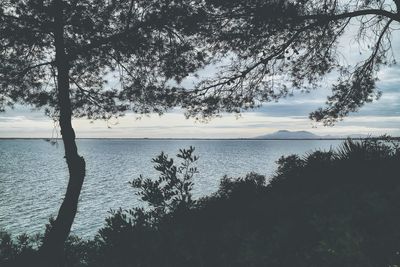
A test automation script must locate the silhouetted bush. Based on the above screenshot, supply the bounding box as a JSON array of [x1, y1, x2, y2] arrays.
[[2, 138, 400, 266]]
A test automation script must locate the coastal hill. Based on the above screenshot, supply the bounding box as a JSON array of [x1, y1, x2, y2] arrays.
[[255, 130, 321, 139]]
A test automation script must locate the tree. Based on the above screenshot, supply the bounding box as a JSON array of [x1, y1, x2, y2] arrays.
[[0, 0, 210, 265], [182, 0, 400, 125]]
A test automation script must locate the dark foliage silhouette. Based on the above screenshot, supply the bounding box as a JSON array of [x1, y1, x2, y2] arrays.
[[130, 146, 198, 217], [183, 0, 400, 124], [2, 138, 400, 266]]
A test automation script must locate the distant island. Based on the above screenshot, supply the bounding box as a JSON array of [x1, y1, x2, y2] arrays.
[[254, 130, 372, 140]]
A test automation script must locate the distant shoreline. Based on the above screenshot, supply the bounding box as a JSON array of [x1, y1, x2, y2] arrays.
[[0, 137, 397, 141]]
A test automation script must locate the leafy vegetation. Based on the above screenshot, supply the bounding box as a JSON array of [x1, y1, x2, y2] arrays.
[[2, 138, 400, 266], [185, 0, 400, 124]]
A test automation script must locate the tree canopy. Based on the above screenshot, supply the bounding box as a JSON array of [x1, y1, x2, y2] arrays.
[[2, 0, 399, 124], [0, 0, 210, 119], [183, 0, 400, 124]]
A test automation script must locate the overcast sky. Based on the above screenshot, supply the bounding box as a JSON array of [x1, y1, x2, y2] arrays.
[[1, 22, 400, 138]]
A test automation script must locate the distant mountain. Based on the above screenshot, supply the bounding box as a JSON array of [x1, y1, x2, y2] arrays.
[[255, 130, 320, 139]]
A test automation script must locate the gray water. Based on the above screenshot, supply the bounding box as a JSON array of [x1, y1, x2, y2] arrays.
[[0, 139, 341, 238]]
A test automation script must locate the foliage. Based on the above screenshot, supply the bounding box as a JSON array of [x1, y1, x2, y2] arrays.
[[182, 0, 400, 124], [2, 0, 399, 123], [87, 147, 200, 266], [0, 231, 39, 265], [0, 0, 211, 119], [0, 230, 91, 267], [130, 146, 198, 217], [86, 139, 400, 267]]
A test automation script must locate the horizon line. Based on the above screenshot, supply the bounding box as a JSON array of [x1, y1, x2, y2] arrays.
[[0, 137, 398, 141]]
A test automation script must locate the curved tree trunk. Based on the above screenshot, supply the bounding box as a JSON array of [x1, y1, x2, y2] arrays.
[[39, 0, 86, 265]]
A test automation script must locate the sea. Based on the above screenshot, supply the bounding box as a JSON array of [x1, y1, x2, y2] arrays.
[[0, 139, 342, 238]]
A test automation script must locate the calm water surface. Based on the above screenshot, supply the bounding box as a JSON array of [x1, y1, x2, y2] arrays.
[[0, 139, 341, 237]]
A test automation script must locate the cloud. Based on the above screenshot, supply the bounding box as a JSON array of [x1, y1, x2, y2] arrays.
[[1, 109, 398, 138]]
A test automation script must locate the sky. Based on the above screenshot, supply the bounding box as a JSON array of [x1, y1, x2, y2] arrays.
[[1, 20, 400, 138]]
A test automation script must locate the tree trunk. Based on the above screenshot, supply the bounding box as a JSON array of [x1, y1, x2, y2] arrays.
[[39, 0, 86, 265]]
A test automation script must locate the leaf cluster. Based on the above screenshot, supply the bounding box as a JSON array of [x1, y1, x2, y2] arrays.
[[129, 146, 198, 219]]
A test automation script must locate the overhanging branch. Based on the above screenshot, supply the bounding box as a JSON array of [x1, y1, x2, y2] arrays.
[[194, 22, 319, 93], [297, 9, 399, 23]]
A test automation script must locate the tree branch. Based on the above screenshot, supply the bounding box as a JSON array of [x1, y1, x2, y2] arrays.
[[364, 19, 393, 70], [18, 61, 55, 78], [195, 22, 318, 93], [69, 76, 105, 109], [125, 0, 135, 31], [109, 53, 136, 80], [297, 9, 399, 23], [318, 19, 394, 121]]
